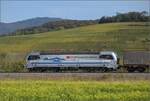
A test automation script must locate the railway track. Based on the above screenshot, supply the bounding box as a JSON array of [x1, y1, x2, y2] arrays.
[[0, 73, 149, 80]]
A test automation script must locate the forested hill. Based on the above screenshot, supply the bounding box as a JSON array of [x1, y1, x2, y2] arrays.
[[9, 20, 98, 36], [0, 17, 62, 35]]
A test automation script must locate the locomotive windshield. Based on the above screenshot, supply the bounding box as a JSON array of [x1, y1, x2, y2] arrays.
[[99, 55, 114, 60], [27, 55, 40, 60]]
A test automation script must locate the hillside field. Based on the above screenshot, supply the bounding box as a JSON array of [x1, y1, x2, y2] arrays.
[[0, 22, 149, 72]]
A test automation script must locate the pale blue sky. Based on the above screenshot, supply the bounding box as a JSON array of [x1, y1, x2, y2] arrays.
[[1, 0, 149, 23]]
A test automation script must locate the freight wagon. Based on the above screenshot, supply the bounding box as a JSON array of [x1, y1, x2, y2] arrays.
[[123, 51, 150, 72]]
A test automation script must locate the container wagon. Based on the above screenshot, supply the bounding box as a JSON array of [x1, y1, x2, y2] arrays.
[[123, 51, 150, 72]]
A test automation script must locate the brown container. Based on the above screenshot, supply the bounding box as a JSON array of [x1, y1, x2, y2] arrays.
[[123, 51, 150, 66]]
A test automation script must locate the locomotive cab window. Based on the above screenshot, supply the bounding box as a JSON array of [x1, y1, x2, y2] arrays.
[[99, 55, 114, 60], [28, 55, 40, 60]]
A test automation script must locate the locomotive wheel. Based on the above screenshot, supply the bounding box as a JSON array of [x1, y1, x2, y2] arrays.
[[52, 67, 60, 72], [137, 67, 145, 72], [28, 68, 34, 72], [98, 67, 108, 72], [28, 68, 41, 72], [127, 68, 135, 72], [40, 68, 47, 72]]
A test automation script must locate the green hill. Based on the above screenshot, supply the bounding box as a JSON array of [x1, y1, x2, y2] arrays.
[[0, 22, 149, 71], [0, 22, 149, 53]]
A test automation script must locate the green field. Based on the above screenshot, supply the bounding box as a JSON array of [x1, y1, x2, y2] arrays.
[[0, 80, 149, 101], [0, 22, 149, 72], [0, 22, 149, 53]]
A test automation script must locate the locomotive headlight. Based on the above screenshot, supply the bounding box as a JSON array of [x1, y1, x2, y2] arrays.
[[104, 63, 110, 67], [111, 61, 115, 64]]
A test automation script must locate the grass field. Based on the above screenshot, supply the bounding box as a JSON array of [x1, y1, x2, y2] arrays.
[[0, 22, 149, 53], [0, 80, 149, 101], [0, 22, 149, 72]]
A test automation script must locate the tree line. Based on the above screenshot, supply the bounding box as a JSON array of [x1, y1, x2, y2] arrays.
[[99, 11, 149, 23]]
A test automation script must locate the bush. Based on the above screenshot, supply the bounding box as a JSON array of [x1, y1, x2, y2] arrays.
[[0, 61, 24, 72]]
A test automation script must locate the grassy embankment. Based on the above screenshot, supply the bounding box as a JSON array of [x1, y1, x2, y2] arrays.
[[0, 22, 149, 72]]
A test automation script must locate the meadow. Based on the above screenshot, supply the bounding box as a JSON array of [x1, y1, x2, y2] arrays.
[[0, 22, 149, 53], [0, 80, 149, 101], [0, 22, 149, 72]]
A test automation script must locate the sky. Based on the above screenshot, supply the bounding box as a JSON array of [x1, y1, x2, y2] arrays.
[[0, 0, 149, 23]]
